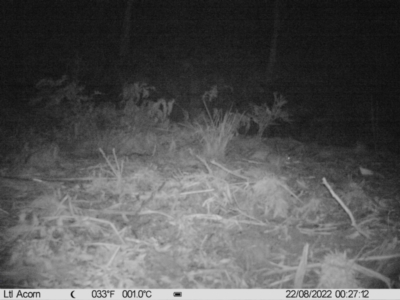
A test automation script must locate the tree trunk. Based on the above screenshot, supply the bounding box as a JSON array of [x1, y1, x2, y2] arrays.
[[266, 0, 281, 83], [120, 0, 135, 63]]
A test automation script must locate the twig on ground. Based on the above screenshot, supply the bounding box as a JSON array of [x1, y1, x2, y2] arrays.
[[322, 177, 370, 239]]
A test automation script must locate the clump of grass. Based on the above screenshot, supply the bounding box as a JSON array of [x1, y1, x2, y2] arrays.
[[194, 107, 242, 161]]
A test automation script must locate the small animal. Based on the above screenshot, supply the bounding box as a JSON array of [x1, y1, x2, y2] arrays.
[[266, 152, 291, 166]]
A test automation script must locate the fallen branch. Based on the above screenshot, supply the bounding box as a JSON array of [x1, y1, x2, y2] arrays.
[[322, 177, 370, 239]]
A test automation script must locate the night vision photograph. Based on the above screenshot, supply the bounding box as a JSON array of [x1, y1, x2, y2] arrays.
[[0, 0, 399, 291]]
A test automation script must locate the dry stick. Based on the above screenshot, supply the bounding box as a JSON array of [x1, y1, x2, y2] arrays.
[[86, 216, 126, 245], [210, 159, 250, 181], [322, 177, 370, 239], [99, 148, 123, 178], [294, 243, 309, 288], [194, 153, 213, 175], [0, 175, 95, 182], [107, 246, 121, 268], [0, 208, 9, 214]]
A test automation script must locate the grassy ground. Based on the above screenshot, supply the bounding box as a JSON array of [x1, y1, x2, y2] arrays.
[[1, 112, 399, 288]]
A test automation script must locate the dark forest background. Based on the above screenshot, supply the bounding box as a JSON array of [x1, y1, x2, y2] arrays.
[[1, 0, 400, 149]]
